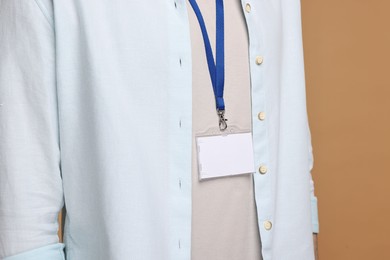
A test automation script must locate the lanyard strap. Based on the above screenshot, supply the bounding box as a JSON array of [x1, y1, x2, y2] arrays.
[[188, 0, 228, 131]]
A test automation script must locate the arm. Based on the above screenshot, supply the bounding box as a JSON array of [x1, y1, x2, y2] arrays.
[[313, 233, 318, 259], [0, 0, 65, 259]]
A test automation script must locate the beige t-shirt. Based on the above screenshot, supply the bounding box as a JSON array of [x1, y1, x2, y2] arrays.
[[187, 0, 263, 259]]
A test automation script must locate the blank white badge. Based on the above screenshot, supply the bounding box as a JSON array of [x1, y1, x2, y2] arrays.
[[196, 131, 255, 180]]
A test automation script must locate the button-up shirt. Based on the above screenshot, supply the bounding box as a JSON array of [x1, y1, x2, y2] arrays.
[[0, 1, 319, 260]]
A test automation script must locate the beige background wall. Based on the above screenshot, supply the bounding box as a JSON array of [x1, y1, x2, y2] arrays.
[[301, 0, 390, 259], [59, 1, 390, 259]]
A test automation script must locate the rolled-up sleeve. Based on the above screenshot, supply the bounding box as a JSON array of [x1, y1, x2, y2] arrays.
[[0, 0, 65, 259]]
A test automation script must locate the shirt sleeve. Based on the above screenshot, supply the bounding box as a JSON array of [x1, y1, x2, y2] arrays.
[[287, 0, 319, 235], [0, 0, 65, 259], [307, 119, 319, 234]]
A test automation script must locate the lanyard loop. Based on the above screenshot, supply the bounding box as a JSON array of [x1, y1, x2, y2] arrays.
[[188, 0, 228, 131]]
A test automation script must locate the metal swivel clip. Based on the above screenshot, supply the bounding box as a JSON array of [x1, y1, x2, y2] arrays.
[[217, 109, 228, 131]]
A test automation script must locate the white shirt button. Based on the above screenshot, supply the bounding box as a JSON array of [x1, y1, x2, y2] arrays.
[[259, 165, 267, 174], [255, 56, 264, 65], [245, 3, 251, 13], [264, 220, 272, 230], [258, 111, 265, 120]]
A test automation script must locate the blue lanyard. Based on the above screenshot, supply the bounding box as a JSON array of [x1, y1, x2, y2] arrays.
[[188, 0, 228, 131]]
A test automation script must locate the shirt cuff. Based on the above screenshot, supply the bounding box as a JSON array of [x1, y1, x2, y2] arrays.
[[3, 243, 65, 260], [311, 196, 319, 233]]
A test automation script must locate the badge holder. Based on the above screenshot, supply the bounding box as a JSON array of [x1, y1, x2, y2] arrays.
[[195, 125, 256, 181], [188, 0, 254, 181]]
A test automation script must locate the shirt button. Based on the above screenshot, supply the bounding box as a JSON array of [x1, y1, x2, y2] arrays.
[[255, 56, 264, 65], [258, 111, 265, 120], [259, 165, 267, 174], [245, 3, 251, 13], [264, 220, 272, 230]]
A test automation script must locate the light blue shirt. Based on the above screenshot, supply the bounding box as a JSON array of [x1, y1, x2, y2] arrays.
[[0, 0, 319, 260]]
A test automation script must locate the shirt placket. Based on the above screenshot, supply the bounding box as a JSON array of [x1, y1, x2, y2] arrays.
[[241, 1, 273, 259]]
